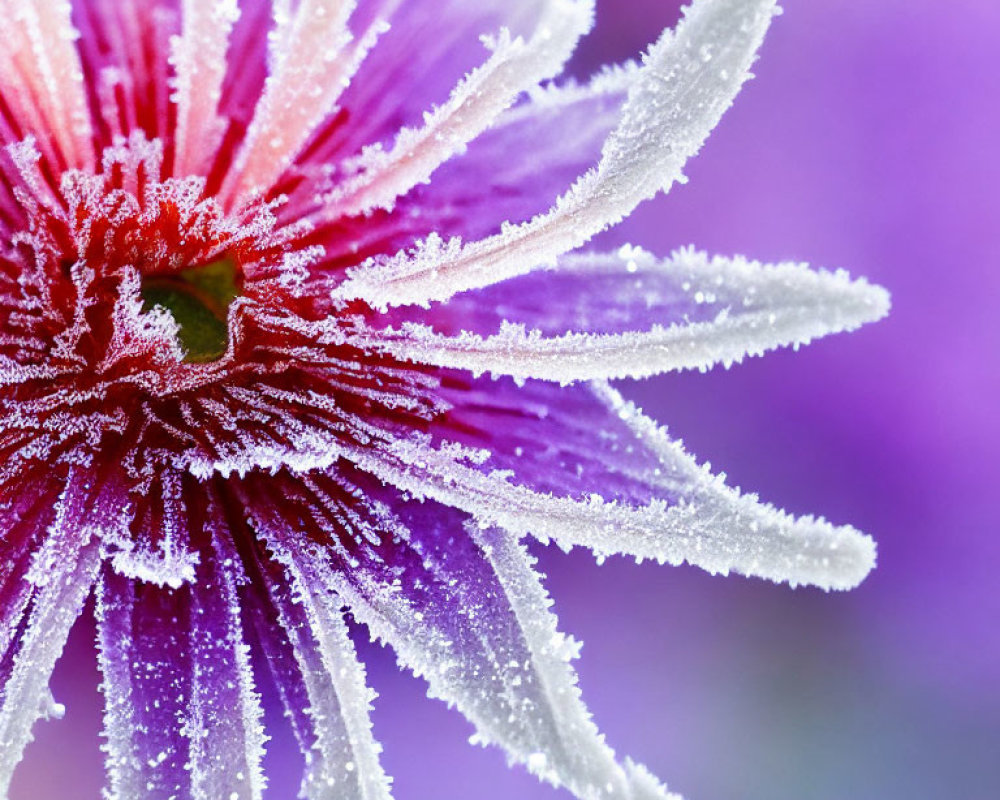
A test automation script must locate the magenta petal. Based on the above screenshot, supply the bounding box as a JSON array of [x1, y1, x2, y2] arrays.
[[71, 0, 179, 149]]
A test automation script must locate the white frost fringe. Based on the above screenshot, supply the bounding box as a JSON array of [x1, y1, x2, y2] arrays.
[[332, 0, 781, 309], [349, 246, 890, 383]]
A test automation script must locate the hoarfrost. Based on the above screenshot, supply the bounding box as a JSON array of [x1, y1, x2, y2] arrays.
[[0, 0, 888, 798], [332, 0, 780, 309], [324, 0, 594, 217], [350, 247, 890, 383]]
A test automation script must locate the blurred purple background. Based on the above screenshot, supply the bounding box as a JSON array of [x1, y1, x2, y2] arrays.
[[14, 1, 999, 799]]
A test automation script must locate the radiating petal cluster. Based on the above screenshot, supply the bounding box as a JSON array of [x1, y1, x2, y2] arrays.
[[0, 1, 888, 799]]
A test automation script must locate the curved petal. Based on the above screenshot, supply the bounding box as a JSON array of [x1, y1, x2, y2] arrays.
[[337, 387, 875, 591], [321, 0, 594, 218], [238, 536, 393, 800], [239, 466, 679, 800], [0, 472, 105, 794], [332, 0, 781, 309], [374, 66, 633, 243], [353, 247, 891, 382], [97, 490, 267, 800], [330, 0, 576, 159]]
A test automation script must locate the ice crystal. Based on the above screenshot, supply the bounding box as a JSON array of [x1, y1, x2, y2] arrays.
[[0, 1, 888, 799]]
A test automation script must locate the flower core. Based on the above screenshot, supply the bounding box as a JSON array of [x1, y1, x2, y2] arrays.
[[140, 256, 241, 363]]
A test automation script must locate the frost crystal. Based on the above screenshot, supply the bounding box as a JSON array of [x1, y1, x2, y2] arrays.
[[0, 1, 887, 799]]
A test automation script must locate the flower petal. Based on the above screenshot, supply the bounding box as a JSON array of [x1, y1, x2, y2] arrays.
[[72, 0, 177, 146], [0, 473, 63, 678], [321, 0, 594, 218], [170, 0, 241, 177], [380, 66, 633, 243], [97, 512, 267, 800], [329, 0, 584, 161], [353, 247, 891, 382], [0, 472, 104, 794], [0, 0, 93, 170], [221, 0, 377, 207], [338, 384, 875, 591], [332, 0, 780, 309], [240, 466, 679, 800], [238, 521, 394, 800]]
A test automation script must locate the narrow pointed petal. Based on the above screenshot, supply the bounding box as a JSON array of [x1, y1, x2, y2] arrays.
[[323, 0, 594, 218], [97, 481, 266, 800], [0, 474, 63, 674], [0, 475, 104, 794], [96, 571, 196, 798], [347, 65, 632, 243], [332, 0, 780, 309], [467, 525, 681, 800], [338, 392, 875, 591], [355, 247, 890, 382], [240, 528, 393, 800], [171, 0, 241, 177], [0, 0, 94, 169], [240, 468, 678, 800], [329, 0, 584, 165]]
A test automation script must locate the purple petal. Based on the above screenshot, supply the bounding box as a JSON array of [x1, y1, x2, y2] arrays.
[[96, 477, 266, 800], [238, 464, 678, 800], [240, 544, 393, 800], [361, 248, 889, 382], [330, 0, 580, 159], [0, 471, 105, 793], [395, 69, 629, 242]]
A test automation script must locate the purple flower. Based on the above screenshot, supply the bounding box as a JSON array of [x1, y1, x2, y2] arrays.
[[0, 1, 888, 798]]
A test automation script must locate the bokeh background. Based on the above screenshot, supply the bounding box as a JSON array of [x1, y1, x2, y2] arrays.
[[14, 1, 999, 799]]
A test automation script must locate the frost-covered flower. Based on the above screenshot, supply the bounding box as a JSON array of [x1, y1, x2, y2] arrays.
[[0, 0, 887, 798]]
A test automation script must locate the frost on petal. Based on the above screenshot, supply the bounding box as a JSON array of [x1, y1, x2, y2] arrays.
[[332, 0, 780, 309], [232, 479, 393, 800], [98, 487, 266, 800], [239, 466, 678, 800], [0, 472, 105, 794], [338, 381, 875, 591], [355, 247, 891, 382], [170, 0, 241, 177], [356, 66, 633, 243], [329, 0, 578, 161], [0, 0, 93, 170], [221, 0, 376, 207], [71, 0, 178, 147], [323, 0, 595, 217], [0, 473, 64, 677]]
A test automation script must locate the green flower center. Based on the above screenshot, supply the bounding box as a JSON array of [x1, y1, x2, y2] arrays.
[[140, 257, 241, 363]]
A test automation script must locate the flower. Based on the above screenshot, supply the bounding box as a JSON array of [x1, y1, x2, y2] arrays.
[[0, 0, 889, 798]]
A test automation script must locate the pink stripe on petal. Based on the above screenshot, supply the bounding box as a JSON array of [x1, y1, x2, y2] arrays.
[[220, 0, 365, 208], [72, 0, 179, 147], [171, 0, 240, 177], [0, 0, 94, 170]]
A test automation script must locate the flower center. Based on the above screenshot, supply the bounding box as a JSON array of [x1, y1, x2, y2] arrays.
[[140, 257, 241, 363]]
